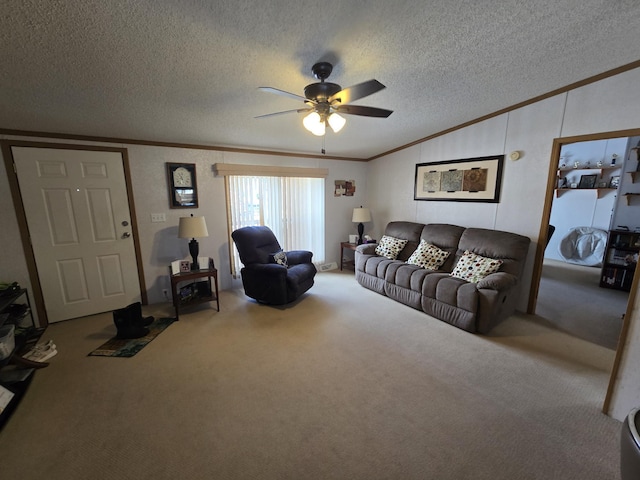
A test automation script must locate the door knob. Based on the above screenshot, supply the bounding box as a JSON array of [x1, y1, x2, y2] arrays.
[[122, 232, 131, 239]]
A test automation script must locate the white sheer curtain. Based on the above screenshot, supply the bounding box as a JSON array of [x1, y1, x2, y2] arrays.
[[228, 175, 325, 276]]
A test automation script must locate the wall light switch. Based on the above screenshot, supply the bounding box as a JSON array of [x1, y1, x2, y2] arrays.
[[151, 213, 166, 223]]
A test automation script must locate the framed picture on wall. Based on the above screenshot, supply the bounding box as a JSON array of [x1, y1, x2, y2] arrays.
[[413, 155, 504, 202], [610, 175, 620, 189], [577, 174, 597, 189]]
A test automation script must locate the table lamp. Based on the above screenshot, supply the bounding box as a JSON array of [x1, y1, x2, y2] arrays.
[[178, 214, 209, 270], [352, 206, 371, 245]]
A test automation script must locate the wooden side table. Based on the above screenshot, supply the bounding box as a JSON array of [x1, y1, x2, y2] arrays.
[[170, 267, 219, 320], [340, 242, 358, 271]]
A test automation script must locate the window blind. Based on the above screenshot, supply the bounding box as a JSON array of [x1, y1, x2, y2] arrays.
[[226, 175, 325, 276]]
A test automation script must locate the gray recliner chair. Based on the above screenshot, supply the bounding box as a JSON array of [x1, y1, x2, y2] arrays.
[[621, 407, 640, 480]]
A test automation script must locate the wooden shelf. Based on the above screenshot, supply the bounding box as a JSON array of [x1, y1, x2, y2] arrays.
[[556, 165, 620, 196], [557, 165, 620, 174], [628, 171, 640, 184], [0, 288, 41, 432], [554, 187, 617, 198], [624, 193, 640, 205]]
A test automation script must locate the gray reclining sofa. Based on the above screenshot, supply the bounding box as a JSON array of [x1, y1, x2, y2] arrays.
[[355, 221, 530, 333]]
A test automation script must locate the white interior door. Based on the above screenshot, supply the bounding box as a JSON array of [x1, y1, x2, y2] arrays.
[[12, 146, 141, 322]]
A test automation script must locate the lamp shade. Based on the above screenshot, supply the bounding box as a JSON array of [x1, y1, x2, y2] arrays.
[[178, 216, 208, 239], [327, 113, 346, 133], [352, 207, 371, 223], [303, 111, 326, 136]]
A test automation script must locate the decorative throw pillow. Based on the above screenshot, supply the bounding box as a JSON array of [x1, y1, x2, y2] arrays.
[[406, 240, 450, 270], [375, 235, 409, 260], [450, 250, 503, 283], [270, 250, 288, 267]]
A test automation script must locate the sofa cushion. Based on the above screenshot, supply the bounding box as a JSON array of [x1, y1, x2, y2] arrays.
[[385, 221, 425, 261], [458, 228, 530, 277], [406, 240, 450, 270], [450, 250, 503, 283], [384, 262, 430, 290], [375, 235, 409, 260], [420, 224, 466, 271]]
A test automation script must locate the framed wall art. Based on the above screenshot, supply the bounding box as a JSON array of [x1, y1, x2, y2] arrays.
[[578, 174, 598, 189], [414, 155, 504, 202], [610, 175, 620, 189], [166, 162, 198, 208]]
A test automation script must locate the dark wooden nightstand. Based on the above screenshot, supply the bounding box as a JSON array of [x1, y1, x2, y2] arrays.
[[170, 267, 219, 320], [340, 242, 358, 271]]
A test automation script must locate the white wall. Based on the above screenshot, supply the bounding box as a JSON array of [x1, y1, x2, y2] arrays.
[[545, 138, 627, 262], [0, 155, 34, 320], [367, 67, 640, 421], [367, 94, 567, 312], [613, 136, 640, 230], [0, 138, 368, 307]]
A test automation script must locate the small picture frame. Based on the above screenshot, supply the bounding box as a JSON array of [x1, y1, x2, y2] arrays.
[[578, 174, 597, 189], [610, 175, 620, 188], [179, 260, 191, 272]]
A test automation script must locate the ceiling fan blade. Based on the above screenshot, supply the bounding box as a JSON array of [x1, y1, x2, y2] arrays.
[[255, 107, 312, 119], [328, 79, 386, 105], [334, 105, 393, 118], [258, 87, 313, 103]]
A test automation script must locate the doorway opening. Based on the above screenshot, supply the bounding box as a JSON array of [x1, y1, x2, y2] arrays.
[[528, 128, 640, 413], [537, 136, 634, 350]]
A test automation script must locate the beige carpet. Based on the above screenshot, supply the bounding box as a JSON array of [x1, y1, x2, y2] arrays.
[[536, 258, 628, 350], [0, 271, 622, 479]]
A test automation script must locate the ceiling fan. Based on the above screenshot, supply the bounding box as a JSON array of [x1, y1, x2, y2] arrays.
[[256, 62, 393, 136]]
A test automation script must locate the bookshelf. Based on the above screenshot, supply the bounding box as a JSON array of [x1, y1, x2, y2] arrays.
[[600, 230, 640, 291]]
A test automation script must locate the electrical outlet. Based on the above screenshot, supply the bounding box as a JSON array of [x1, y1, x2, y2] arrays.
[[151, 213, 166, 223], [162, 289, 169, 300]]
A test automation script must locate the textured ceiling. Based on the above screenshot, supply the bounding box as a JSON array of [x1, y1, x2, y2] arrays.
[[2, 0, 640, 159]]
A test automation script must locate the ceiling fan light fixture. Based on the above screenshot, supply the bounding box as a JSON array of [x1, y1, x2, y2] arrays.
[[259, 62, 392, 141], [303, 111, 325, 136], [328, 112, 346, 133]]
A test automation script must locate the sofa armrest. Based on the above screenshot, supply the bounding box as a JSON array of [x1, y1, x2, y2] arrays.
[[286, 250, 313, 265], [476, 272, 518, 291], [356, 243, 377, 255]]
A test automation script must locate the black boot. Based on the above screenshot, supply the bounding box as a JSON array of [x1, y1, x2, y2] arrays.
[[125, 302, 154, 327], [113, 306, 149, 339]]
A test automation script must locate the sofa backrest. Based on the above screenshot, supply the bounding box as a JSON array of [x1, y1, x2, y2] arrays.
[[384, 221, 424, 261], [457, 228, 530, 276], [420, 224, 466, 271], [382, 221, 530, 276]]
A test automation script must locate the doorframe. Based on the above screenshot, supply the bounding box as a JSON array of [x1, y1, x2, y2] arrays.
[[527, 127, 640, 414], [1, 140, 148, 326]]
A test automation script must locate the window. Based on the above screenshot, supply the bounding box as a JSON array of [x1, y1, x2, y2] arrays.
[[221, 166, 326, 276]]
